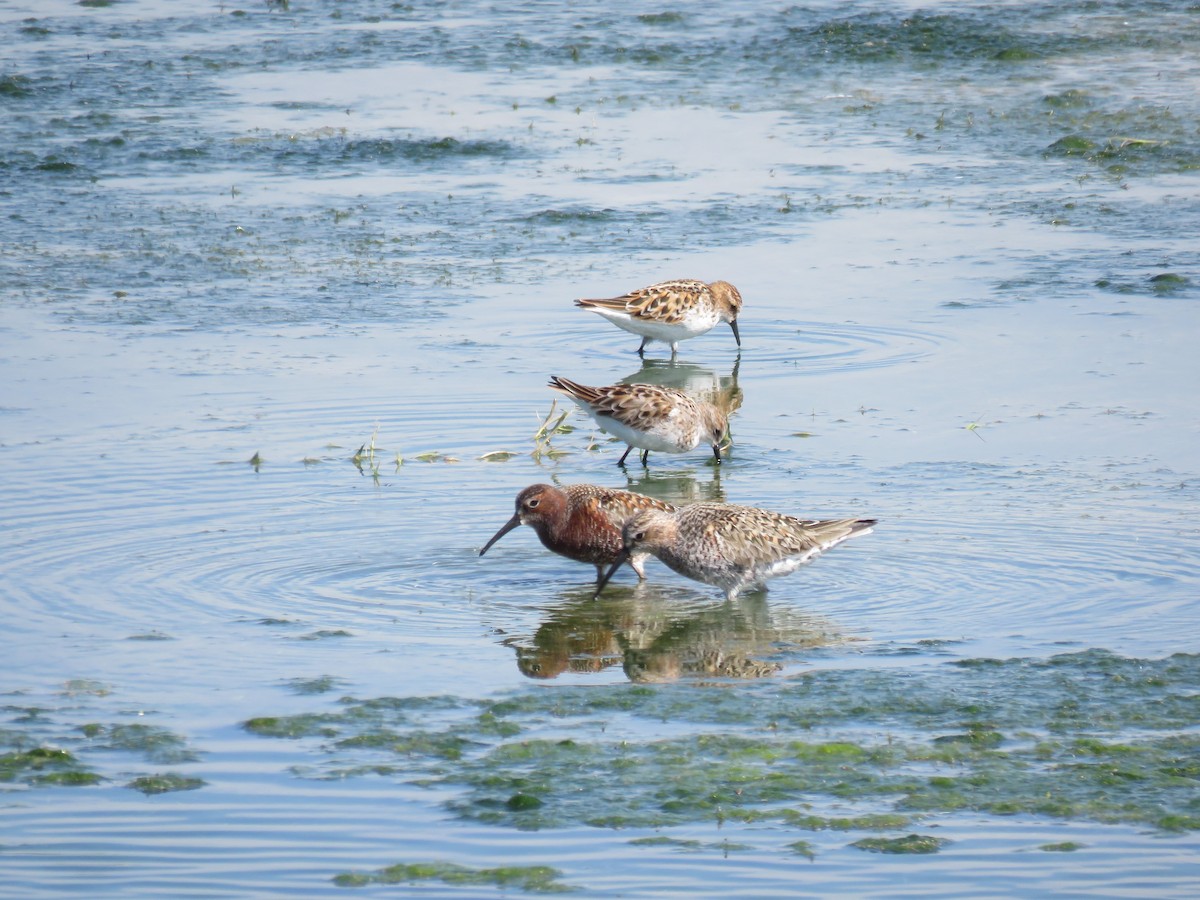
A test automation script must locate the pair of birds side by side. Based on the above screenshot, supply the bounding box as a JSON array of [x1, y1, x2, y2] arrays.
[[478, 277, 876, 602], [479, 483, 875, 602]]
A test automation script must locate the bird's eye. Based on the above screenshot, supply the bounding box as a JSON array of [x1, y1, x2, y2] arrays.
[[634, 530, 646, 541], [527, 498, 540, 508]]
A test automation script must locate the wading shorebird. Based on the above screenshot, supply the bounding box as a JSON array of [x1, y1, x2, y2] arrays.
[[548, 375, 728, 468], [575, 278, 742, 357], [595, 503, 876, 601], [480, 483, 675, 582]]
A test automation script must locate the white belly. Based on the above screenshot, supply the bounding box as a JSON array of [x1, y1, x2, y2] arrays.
[[591, 306, 718, 340], [575, 404, 699, 453]]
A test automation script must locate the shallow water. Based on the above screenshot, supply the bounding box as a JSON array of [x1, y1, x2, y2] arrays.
[[2, 0, 1199, 896]]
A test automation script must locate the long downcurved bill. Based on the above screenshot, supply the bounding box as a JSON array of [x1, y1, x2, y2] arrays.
[[593, 550, 629, 599], [479, 513, 521, 556]]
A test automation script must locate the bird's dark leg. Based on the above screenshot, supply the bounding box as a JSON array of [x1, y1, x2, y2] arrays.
[[637, 337, 648, 357], [617, 446, 633, 466], [640, 449, 650, 467]]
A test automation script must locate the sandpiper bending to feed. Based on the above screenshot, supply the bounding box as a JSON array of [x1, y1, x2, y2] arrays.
[[479, 483, 675, 582], [575, 279, 742, 357], [595, 503, 876, 601], [548, 375, 728, 467]]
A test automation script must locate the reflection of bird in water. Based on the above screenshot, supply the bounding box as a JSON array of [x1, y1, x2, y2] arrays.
[[616, 595, 789, 683], [623, 647, 782, 683], [501, 587, 842, 683], [599, 503, 876, 601], [479, 483, 673, 581], [575, 278, 742, 357], [548, 376, 728, 468], [620, 470, 726, 507], [507, 610, 623, 679], [619, 356, 743, 421]]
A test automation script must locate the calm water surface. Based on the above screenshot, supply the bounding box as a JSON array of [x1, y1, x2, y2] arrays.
[[2, 0, 1198, 896]]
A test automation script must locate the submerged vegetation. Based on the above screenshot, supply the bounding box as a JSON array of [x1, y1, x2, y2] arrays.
[[127, 772, 207, 795], [1, 712, 203, 791], [852, 834, 948, 854], [237, 650, 1200, 844], [0, 747, 101, 787], [333, 861, 576, 892]]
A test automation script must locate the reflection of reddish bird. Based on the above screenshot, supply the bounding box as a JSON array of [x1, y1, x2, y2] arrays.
[[512, 618, 622, 680]]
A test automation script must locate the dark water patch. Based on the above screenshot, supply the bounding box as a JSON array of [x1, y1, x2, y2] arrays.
[[1043, 89, 1093, 111], [243, 713, 340, 740], [333, 730, 475, 761], [342, 135, 517, 162], [295, 628, 354, 641], [79, 722, 199, 764], [224, 131, 524, 173], [0, 73, 33, 96], [126, 771, 206, 794], [1095, 271, 1196, 298], [852, 833, 948, 854], [779, 811, 912, 831], [5, 126, 519, 183], [628, 835, 753, 852], [125, 630, 173, 641], [790, 10, 1065, 66], [637, 12, 687, 27], [521, 207, 619, 227], [787, 839, 816, 859], [1044, 119, 1200, 177], [1148, 272, 1191, 293], [33, 154, 81, 173], [768, 2, 1200, 75], [17, 21, 52, 38], [244, 694, 476, 746], [285, 675, 345, 695]]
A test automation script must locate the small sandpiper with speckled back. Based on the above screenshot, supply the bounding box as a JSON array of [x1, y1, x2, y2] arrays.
[[549, 375, 728, 467], [479, 483, 675, 582], [595, 503, 876, 601], [575, 279, 742, 357]]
